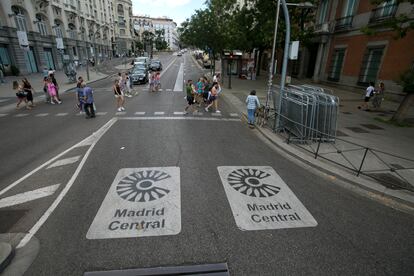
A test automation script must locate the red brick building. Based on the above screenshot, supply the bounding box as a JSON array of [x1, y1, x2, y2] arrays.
[[312, 0, 414, 94]]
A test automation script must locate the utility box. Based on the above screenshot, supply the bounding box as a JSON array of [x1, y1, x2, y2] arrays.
[[289, 41, 299, 60]]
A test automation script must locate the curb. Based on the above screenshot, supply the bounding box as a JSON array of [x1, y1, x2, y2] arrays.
[[0, 242, 14, 273]]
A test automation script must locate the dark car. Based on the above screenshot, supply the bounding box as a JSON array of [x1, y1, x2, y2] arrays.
[[130, 67, 148, 84], [150, 60, 162, 71]]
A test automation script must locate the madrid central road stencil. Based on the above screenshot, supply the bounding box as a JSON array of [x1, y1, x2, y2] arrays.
[[218, 166, 317, 231], [87, 167, 181, 239]]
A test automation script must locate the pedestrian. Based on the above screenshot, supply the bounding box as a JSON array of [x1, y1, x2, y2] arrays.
[[46, 77, 62, 104], [213, 73, 221, 84], [195, 77, 204, 106], [76, 76, 85, 113], [113, 79, 125, 111], [184, 80, 196, 114], [0, 64, 5, 84], [125, 72, 132, 97], [43, 76, 51, 103], [49, 72, 61, 102], [150, 71, 156, 92], [13, 80, 30, 109], [82, 83, 95, 119], [22, 78, 35, 107], [372, 82, 385, 109], [246, 90, 260, 127], [359, 81, 375, 111], [205, 82, 220, 113]]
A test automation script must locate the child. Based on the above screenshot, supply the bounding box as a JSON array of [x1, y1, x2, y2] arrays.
[[47, 78, 62, 104]]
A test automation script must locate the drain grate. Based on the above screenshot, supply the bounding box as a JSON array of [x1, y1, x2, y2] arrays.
[[367, 173, 414, 191], [360, 124, 384, 130], [0, 210, 27, 233], [84, 263, 230, 276], [345, 127, 370, 133]]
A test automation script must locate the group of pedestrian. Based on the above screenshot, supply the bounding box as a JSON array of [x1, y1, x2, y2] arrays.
[[75, 76, 95, 119], [184, 73, 222, 115], [111, 71, 136, 112], [149, 71, 161, 92], [359, 81, 385, 111]]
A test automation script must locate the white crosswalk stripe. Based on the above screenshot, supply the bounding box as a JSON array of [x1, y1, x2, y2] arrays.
[[15, 113, 29, 117], [134, 112, 146, 115], [0, 114, 8, 117], [116, 112, 126, 116], [211, 113, 222, 116], [230, 113, 239, 117], [56, 113, 68, 116], [173, 112, 184, 115], [154, 111, 165, 115], [0, 99, 10, 103], [35, 113, 49, 117], [96, 112, 107, 116]]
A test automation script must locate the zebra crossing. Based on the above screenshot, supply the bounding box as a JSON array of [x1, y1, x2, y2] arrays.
[[2, 111, 241, 119]]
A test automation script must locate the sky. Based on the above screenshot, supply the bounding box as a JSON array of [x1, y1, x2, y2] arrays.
[[131, 0, 206, 26]]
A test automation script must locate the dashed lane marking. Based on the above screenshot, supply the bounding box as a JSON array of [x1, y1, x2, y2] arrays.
[[35, 113, 49, 117], [47, 155, 82, 169], [173, 112, 184, 115], [135, 112, 146, 115], [154, 111, 165, 115], [119, 117, 241, 122]]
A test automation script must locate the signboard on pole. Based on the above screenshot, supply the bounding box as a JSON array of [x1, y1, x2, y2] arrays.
[[56, 38, 64, 50], [289, 41, 299, 60]]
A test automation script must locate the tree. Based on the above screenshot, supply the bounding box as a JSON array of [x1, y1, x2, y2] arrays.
[[154, 29, 168, 50], [392, 69, 414, 123]]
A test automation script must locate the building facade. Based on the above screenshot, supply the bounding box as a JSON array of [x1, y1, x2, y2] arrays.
[[0, 0, 134, 75], [133, 15, 179, 51], [313, 0, 414, 94]]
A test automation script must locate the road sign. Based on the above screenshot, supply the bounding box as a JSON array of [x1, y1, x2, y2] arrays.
[[86, 167, 181, 239], [218, 166, 317, 231]]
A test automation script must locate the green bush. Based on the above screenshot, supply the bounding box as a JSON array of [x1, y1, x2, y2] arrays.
[[398, 69, 414, 93], [10, 65, 20, 76]]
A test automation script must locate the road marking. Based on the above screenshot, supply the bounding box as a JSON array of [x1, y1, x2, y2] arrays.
[[119, 117, 241, 122], [211, 113, 222, 116], [87, 167, 181, 239], [56, 113, 68, 116], [173, 112, 184, 115], [0, 114, 8, 117], [116, 112, 126, 116], [230, 113, 239, 117], [0, 99, 10, 103], [96, 112, 107, 116], [154, 111, 165, 115], [166, 89, 172, 92], [35, 113, 49, 117], [217, 166, 317, 231], [13, 118, 118, 248], [47, 155, 81, 169], [173, 63, 184, 92], [0, 184, 60, 209], [15, 113, 29, 117], [134, 112, 146, 115]]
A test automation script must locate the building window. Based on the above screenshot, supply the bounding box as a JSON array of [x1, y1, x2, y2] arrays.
[[358, 47, 385, 85], [328, 49, 345, 81], [318, 0, 329, 24], [117, 4, 124, 15], [68, 24, 76, 39], [118, 16, 125, 27], [120, 29, 126, 35], [36, 14, 48, 36], [54, 25, 64, 38], [0, 46, 11, 65], [370, 0, 398, 22], [343, 0, 356, 16], [73, 46, 77, 56]]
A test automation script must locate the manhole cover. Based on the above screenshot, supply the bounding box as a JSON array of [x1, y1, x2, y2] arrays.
[[367, 173, 414, 191], [0, 210, 27, 233], [360, 124, 384, 130], [84, 263, 229, 276], [345, 127, 370, 133]]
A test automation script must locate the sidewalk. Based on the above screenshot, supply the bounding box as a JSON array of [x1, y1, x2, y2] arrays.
[[220, 71, 414, 208], [0, 67, 108, 113]]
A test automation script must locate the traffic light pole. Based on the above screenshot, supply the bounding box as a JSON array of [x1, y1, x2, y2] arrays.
[[228, 59, 232, 89]]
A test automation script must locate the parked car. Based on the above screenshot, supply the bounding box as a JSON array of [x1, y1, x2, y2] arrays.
[[130, 67, 148, 84], [150, 60, 162, 71]]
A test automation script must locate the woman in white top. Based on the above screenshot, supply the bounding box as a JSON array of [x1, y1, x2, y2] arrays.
[[246, 90, 260, 126]]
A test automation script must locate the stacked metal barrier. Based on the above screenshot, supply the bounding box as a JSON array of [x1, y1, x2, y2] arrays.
[[275, 84, 339, 143]]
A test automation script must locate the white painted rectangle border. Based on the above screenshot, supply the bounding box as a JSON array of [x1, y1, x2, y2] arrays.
[[87, 167, 181, 239], [218, 166, 317, 231]]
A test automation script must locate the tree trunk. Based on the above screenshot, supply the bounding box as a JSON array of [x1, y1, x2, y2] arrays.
[[391, 92, 414, 123]]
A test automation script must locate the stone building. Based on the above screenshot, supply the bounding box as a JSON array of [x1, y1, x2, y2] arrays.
[[0, 0, 134, 75], [312, 0, 414, 94]]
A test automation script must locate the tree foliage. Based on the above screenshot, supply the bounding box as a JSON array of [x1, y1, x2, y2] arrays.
[[154, 29, 168, 50]]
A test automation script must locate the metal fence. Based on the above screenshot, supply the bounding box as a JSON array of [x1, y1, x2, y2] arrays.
[[274, 84, 339, 143]]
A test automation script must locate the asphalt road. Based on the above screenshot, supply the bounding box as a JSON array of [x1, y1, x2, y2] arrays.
[[0, 52, 413, 276]]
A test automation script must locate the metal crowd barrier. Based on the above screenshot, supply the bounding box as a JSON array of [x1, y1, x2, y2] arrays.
[[275, 84, 339, 143]]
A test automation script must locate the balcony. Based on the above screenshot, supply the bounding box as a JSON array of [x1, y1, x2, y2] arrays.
[[369, 3, 398, 23], [335, 15, 353, 31], [314, 22, 331, 34]]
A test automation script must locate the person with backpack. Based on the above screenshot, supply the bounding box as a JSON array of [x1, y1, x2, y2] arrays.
[[13, 80, 30, 110], [246, 90, 260, 127], [359, 81, 375, 111], [76, 76, 85, 113], [195, 77, 204, 106], [22, 78, 35, 107]]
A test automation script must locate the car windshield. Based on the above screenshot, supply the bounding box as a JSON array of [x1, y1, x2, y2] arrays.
[[133, 69, 145, 74], [135, 58, 146, 62], [151, 62, 159, 66]]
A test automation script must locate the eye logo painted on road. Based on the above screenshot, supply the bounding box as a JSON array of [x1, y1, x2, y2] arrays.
[[227, 168, 280, 197], [116, 170, 171, 202]]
